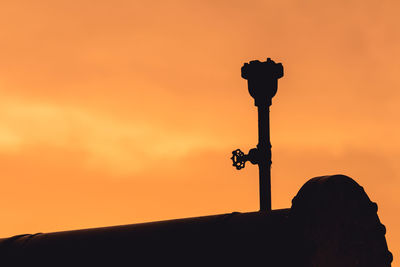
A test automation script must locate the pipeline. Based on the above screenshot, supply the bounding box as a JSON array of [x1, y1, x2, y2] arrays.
[[0, 175, 392, 267]]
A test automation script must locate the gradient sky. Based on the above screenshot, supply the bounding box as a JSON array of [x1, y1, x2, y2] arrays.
[[0, 0, 399, 263]]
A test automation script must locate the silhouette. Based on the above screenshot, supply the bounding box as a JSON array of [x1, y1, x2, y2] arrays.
[[0, 175, 391, 266], [231, 58, 283, 211], [0, 59, 392, 266]]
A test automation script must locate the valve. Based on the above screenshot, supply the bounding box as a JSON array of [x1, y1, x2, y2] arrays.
[[241, 58, 283, 107], [231, 149, 246, 170], [231, 148, 259, 170]]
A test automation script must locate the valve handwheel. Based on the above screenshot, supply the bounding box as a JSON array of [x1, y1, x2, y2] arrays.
[[231, 149, 246, 170]]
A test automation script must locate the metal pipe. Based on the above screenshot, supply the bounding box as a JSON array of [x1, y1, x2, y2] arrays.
[[0, 210, 290, 266], [231, 58, 283, 211], [257, 105, 272, 211]]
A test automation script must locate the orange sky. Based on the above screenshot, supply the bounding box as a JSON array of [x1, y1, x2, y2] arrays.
[[0, 0, 399, 263]]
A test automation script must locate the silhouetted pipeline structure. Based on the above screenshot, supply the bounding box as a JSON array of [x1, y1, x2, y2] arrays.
[[0, 175, 392, 266], [0, 59, 393, 266], [0, 210, 289, 266]]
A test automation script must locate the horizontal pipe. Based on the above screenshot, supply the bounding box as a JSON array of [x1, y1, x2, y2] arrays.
[[0, 209, 290, 266]]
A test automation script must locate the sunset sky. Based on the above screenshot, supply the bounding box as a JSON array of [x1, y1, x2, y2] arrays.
[[0, 0, 399, 263]]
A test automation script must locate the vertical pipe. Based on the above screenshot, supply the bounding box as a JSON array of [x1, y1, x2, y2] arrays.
[[257, 105, 272, 211]]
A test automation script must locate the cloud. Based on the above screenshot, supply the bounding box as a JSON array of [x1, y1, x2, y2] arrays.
[[0, 95, 236, 175]]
